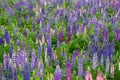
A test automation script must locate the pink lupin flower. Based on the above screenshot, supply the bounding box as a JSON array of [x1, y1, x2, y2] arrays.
[[36, 36, 38, 44], [96, 71, 103, 80], [110, 63, 114, 78], [85, 67, 92, 80], [42, 35, 45, 44]]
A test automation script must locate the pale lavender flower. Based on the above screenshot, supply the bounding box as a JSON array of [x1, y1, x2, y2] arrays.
[[72, 52, 77, 66], [78, 58, 84, 77], [53, 65, 62, 80], [106, 56, 110, 73], [92, 53, 98, 70], [30, 49, 36, 71], [36, 58, 44, 80], [100, 54, 104, 66]]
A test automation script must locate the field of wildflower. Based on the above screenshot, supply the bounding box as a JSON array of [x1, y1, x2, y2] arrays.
[[0, 0, 120, 80]]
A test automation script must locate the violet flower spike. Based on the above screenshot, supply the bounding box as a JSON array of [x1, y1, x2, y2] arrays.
[[66, 58, 71, 80], [78, 58, 84, 77], [53, 65, 62, 80]]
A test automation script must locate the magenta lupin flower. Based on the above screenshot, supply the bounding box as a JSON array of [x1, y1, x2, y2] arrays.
[[66, 58, 71, 80]]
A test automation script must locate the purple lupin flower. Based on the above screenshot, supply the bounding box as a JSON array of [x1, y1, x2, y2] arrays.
[[0, 37, 4, 45], [25, 0, 33, 10], [78, 58, 84, 77], [72, 52, 77, 66], [8, 7, 15, 16], [16, 39, 20, 46], [23, 60, 30, 80], [11, 51, 16, 66], [92, 52, 98, 70], [36, 58, 44, 80], [53, 65, 62, 80], [66, 58, 71, 80], [101, 27, 109, 42], [100, 54, 104, 66], [24, 29, 28, 37], [105, 56, 110, 73], [10, 44, 13, 58], [58, 30, 63, 44], [38, 42, 42, 59], [4, 30, 10, 44], [30, 49, 36, 71], [87, 43, 91, 58], [27, 45, 30, 57]]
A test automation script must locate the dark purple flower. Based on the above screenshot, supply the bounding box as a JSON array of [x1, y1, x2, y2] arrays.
[[53, 65, 62, 80], [4, 30, 10, 44], [66, 58, 71, 80], [10, 44, 13, 58], [23, 62, 30, 80], [0, 37, 4, 45], [87, 43, 91, 57], [24, 29, 28, 37]]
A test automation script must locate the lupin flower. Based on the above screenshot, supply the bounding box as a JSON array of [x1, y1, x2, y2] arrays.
[[78, 58, 84, 77], [110, 63, 114, 78], [96, 70, 103, 80], [53, 65, 62, 80], [101, 27, 109, 42], [36, 58, 44, 80], [100, 54, 104, 66], [72, 52, 77, 66], [38, 42, 42, 59], [23, 60, 30, 80], [45, 47, 49, 65], [24, 28, 28, 37], [92, 52, 98, 70], [36, 36, 38, 44], [87, 43, 91, 58], [10, 44, 13, 58], [0, 37, 4, 45], [25, 0, 33, 10], [105, 56, 110, 73], [8, 7, 15, 16], [4, 30, 10, 44], [16, 39, 20, 46], [11, 51, 16, 66], [66, 58, 71, 80], [42, 34, 45, 44], [85, 67, 92, 80], [30, 49, 36, 71]]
